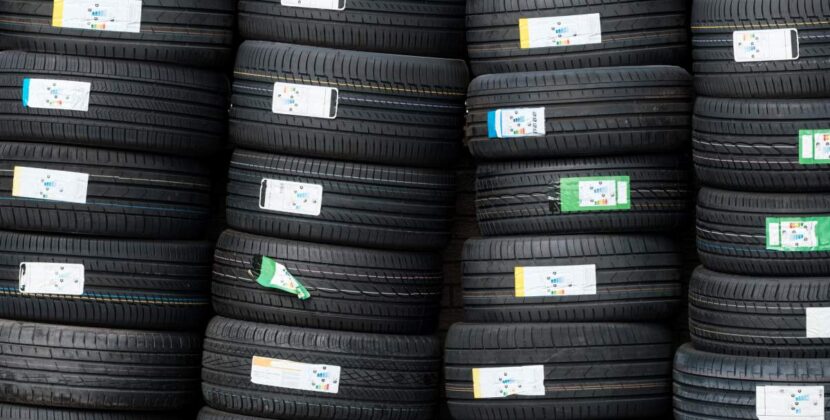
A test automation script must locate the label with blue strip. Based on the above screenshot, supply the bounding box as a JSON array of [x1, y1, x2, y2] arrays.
[[487, 107, 546, 138], [22, 78, 91, 111]]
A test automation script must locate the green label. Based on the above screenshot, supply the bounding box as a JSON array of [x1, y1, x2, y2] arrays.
[[559, 176, 631, 213], [255, 256, 311, 300], [798, 129, 830, 164], [766, 217, 830, 251]]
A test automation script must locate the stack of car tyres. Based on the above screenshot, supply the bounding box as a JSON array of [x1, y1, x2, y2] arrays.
[[0, 0, 236, 418], [674, 1, 830, 419], [197, 3, 469, 420], [444, 2, 695, 418]]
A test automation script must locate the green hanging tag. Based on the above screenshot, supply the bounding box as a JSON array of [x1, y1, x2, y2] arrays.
[[255, 256, 311, 300]]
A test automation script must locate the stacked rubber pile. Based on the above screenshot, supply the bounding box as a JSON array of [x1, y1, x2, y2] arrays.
[[0, 1, 235, 418], [444, 1, 694, 419], [197, 3, 469, 420], [675, 1, 830, 418]]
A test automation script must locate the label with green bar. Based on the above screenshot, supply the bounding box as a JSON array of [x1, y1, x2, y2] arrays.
[[255, 256, 311, 300], [559, 176, 630, 213], [799, 129, 830, 164], [766, 216, 830, 251]]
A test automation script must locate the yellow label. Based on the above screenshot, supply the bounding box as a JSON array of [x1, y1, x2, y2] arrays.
[[514, 266, 526, 297], [519, 18, 531, 49], [472, 368, 482, 399], [11, 167, 23, 197], [52, 0, 65, 27]]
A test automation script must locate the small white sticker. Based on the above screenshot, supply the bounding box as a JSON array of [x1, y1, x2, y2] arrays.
[[806, 308, 830, 338], [53, 0, 143, 33], [473, 365, 545, 399], [756, 385, 824, 419], [22, 79, 91, 111], [519, 13, 602, 49], [251, 356, 340, 394], [259, 179, 323, 216], [780, 221, 819, 248], [514, 265, 596, 297], [733, 29, 799, 62], [272, 82, 338, 119], [580, 180, 620, 207], [281, 0, 346, 10], [487, 107, 546, 138], [12, 166, 89, 204], [19, 262, 85, 296]]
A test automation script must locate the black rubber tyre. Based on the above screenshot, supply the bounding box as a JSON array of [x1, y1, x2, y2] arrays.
[[0, 50, 228, 157], [691, 0, 830, 98], [0, 0, 235, 68], [689, 266, 830, 358], [211, 229, 442, 334], [0, 319, 202, 411], [225, 149, 455, 251], [201, 316, 442, 420], [231, 41, 468, 167], [693, 96, 830, 191], [462, 234, 683, 323], [237, 1, 465, 58], [0, 404, 182, 420], [445, 322, 673, 420], [199, 407, 269, 420], [0, 230, 211, 330], [475, 155, 690, 236], [466, 0, 689, 76], [0, 142, 211, 239], [466, 66, 693, 160], [674, 343, 830, 419], [697, 187, 830, 276]]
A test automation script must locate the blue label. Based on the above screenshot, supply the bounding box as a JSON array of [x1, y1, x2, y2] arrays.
[[21, 78, 30, 107], [487, 110, 498, 138]]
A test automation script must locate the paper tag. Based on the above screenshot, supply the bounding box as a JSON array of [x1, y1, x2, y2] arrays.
[[255, 256, 311, 300], [259, 179, 322, 216], [558, 176, 630, 213], [767, 217, 830, 251], [487, 108, 546, 138], [281, 0, 346, 10], [519, 13, 602, 49], [806, 308, 830, 338], [251, 356, 340, 394], [514, 265, 596, 298], [472, 365, 545, 399], [52, 0, 143, 33], [18, 262, 84, 296], [272, 82, 338, 119], [22, 79, 91, 111], [733, 29, 799, 62], [799, 130, 830, 164], [12, 166, 89, 204], [756, 386, 824, 419]]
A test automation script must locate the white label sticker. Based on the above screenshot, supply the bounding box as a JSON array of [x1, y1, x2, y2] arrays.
[[251, 356, 340, 394], [19, 262, 84, 296], [473, 365, 545, 399], [733, 29, 799, 62], [514, 265, 596, 297], [259, 179, 323, 216], [756, 385, 824, 419], [22, 79, 91, 111], [281, 0, 346, 10], [780, 221, 819, 248], [579, 180, 623, 207], [272, 82, 338, 119], [53, 0, 143, 33], [519, 13, 602, 49], [12, 167, 89, 204], [806, 308, 830, 338], [487, 107, 546, 138]]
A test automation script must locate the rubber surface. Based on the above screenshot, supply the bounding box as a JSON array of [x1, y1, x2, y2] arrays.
[[225, 148, 455, 251], [0, 50, 228, 156], [466, 0, 689, 76], [201, 316, 442, 420], [231, 41, 468, 167], [696, 187, 830, 276], [0, 404, 182, 419], [475, 154, 690, 236], [0, 319, 202, 411], [693, 96, 830, 191], [691, 0, 830, 98], [237, 0, 465, 58], [466, 66, 693, 160], [674, 343, 830, 419], [445, 322, 673, 420], [0, 142, 211, 239], [462, 234, 683, 322], [211, 229, 443, 334], [0, 0, 235, 68]]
